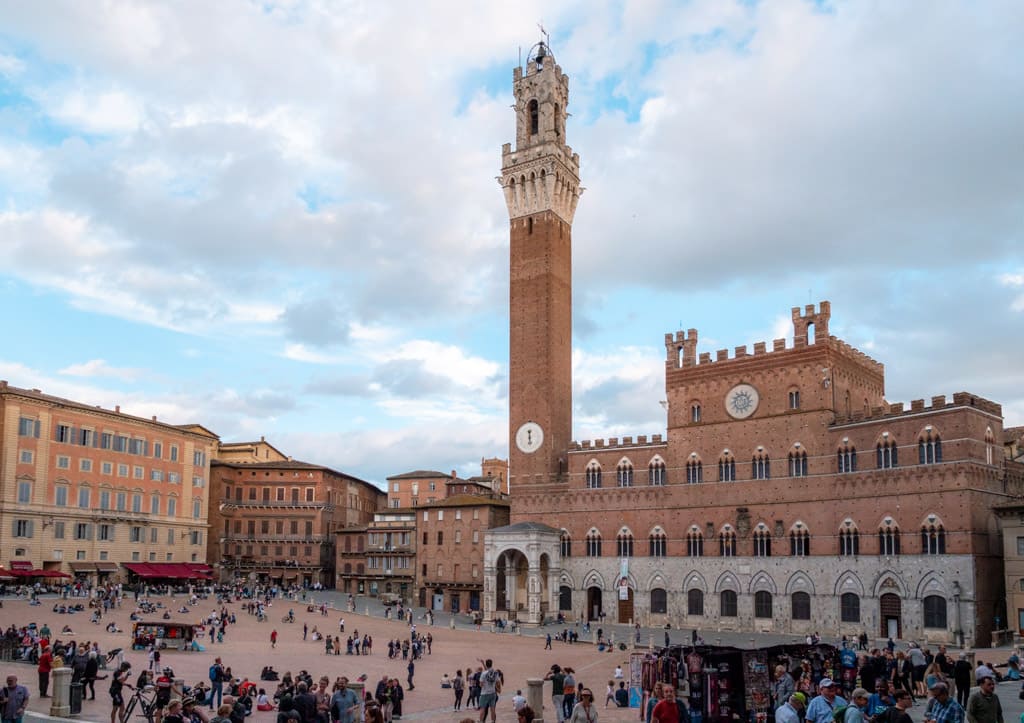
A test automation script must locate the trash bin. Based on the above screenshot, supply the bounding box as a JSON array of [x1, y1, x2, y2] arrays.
[[70, 682, 83, 715]]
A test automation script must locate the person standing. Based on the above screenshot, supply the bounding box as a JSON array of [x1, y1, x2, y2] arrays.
[[953, 654, 972, 709], [805, 679, 847, 723], [650, 684, 679, 723], [844, 688, 870, 723], [407, 659, 415, 691], [452, 670, 465, 710], [330, 677, 359, 723], [478, 658, 501, 723], [925, 682, 965, 723], [965, 677, 1002, 723], [0, 675, 30, 723], [569, 688, 600, 723], [777, 693, 806, 723], [108, 662, 131, 723], [37, 645, 53, 698], [271, 630, 277, 649], [545, 664, 566, 723], [209, 657, 226, 711], [84, 651, 100, 700]]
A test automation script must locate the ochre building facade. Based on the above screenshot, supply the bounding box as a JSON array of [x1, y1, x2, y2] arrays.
[[0, 381, 216, 582], [485, 42, 1024, 646]]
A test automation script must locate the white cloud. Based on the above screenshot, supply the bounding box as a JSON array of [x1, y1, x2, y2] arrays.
[[59, 359, 144, 382], [49, 89, 145, 135], [0, 53, 25, 77]]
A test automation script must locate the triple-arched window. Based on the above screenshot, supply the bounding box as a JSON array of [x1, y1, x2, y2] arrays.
[[752, 451, 771, 480], [585, 530, 602, 557], [788, 449, 808, 477], [719, 452, 736, 482], [649, 529, 667, 557], [686, 457, 703, 484], [879, 518, 901, 556], [585, 462, 602, 489], [617, 461, 634, 487], [919, 429, 943, 465], [877, 436, 898, 469], [837, 443, 857, 473], [648, 458, 666, 486], [616, 530, 634, 557]]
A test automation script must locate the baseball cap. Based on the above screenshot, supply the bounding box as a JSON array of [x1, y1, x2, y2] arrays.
[[792, 693, 807, 705], [929, 682, 948, 692], [819, 678, 835, 688]]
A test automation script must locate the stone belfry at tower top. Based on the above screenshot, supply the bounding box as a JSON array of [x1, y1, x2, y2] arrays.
[[502, 41, 581, 493], [499, 42, 582, 224]]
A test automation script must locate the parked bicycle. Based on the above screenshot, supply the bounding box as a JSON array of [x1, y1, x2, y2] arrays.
[[121, 684, 158, 723]]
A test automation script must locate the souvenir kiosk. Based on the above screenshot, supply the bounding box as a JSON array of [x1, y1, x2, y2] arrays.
[[131, 621, 197, 651], [640, 643, 841, 723]]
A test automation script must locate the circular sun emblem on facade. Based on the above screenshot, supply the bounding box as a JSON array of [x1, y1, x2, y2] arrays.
[[725, 383, 760, 419]]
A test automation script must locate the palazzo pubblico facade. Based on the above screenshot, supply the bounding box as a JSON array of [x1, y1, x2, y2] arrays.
[[483, 41, 1024, 647]]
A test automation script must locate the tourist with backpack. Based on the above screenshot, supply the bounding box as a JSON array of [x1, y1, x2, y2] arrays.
[[209, 657, 226, 711]]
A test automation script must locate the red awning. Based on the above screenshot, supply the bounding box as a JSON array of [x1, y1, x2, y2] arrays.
[[123, 562, 160, 579], [9, 560, 34, 571], [36, 570, 71, 578], [124, 562, 211, 580]]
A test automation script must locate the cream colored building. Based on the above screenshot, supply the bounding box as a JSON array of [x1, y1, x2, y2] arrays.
[[0, 380, 217, 583]]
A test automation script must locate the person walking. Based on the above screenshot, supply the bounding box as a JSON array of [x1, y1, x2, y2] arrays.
[[965, 677, 1002, 723], [271, 630, 278, 649], [406, 659, 415, 691]]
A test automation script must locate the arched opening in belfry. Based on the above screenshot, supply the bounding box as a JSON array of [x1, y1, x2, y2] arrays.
[[529, 99, 539, 135], [807, 321, 816, 345]]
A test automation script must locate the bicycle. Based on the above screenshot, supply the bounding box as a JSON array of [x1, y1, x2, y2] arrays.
[[121, 685, 158, 723], [281, 615, 295, 623]]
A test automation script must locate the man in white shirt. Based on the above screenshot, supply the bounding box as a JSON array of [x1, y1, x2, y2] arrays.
[[512, 690, 527, 712]]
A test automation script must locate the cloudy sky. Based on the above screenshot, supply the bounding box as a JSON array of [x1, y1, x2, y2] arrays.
[[1, 1, 1021, 488]]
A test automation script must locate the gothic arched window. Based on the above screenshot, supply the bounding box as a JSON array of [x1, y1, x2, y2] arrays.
[[617, 461, 634, 488]]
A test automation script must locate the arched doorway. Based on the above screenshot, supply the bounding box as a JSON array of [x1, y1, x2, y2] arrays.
[[880, 593, 902, 639], [587, 586, 603, 621], [618, 586, 634, 623], [559, 585, 572, 612]]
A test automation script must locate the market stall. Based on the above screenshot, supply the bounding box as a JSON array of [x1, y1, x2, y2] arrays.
[[131, 621, 197, 652], [640, 643, 840, 723]]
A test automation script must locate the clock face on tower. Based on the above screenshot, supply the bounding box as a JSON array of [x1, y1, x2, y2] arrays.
[[725, 383, 760, 419], [515, 422, 544, 454]]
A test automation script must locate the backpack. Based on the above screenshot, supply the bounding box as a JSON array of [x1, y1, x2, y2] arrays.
[[832, 705, 848, 723], [210, 664, 220, 682], [677, 699, 692, 723], [453, 677, 464, 692]]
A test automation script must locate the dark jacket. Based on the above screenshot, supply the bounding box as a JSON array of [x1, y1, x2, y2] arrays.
[[293, 692, 317, 723]]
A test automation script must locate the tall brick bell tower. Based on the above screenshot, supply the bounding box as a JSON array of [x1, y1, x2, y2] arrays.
[[500, 41, 581, 490]]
